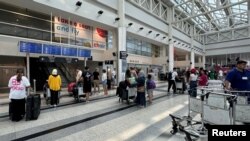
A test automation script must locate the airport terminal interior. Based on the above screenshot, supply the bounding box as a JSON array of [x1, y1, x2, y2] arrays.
[[0, 0, 250, 141]]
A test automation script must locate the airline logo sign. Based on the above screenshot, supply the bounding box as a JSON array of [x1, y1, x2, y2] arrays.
[[54, 17, 92, 39], [54, 17, 107, 48]]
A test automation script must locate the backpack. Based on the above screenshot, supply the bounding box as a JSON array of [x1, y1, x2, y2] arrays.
[[147, 80, 156, 89], [168, 72, 172, 80]]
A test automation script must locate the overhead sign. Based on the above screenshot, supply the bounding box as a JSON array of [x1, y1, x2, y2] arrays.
[[19, 41, 42, 53], [43, 44, 61, 55], [120, 51, 127, 60], [62, 47, 77, 56], [54, 16, 107, 49], [78, 49, 91, 58]]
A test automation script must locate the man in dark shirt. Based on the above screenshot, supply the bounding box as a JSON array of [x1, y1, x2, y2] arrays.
[[93, 68, 100, 94], [225, 60, 250, 104], [82, 66, 92, 102]]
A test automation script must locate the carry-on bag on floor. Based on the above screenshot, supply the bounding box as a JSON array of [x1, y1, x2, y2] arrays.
[[26, 94, 41, 121], [119, 89, 135, 104], [68, 82, 76, 94], [45, 88, 51, 105]]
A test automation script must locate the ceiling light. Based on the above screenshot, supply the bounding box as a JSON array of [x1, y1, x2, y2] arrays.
[[76, 1, 82, 7], [98, 10, 103, 15]]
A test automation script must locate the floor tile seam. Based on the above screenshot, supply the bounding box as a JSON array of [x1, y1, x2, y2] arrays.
[[54, 97, 188, 140]]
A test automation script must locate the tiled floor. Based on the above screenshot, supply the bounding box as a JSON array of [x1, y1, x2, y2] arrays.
[[0, 82, 207, 141]]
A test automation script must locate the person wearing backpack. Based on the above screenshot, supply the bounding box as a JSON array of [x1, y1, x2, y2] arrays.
[[82, 66, 92, 102], [146, 74, 156, 104], [167, 68, 178, 94]]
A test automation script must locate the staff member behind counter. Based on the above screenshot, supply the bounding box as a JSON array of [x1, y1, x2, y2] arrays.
[[225, 60, 250, 104]]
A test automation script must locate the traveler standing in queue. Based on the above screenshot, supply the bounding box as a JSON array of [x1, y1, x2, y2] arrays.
[[148, 69, 155, 80], [167, 68, 178, 94], [136, 70, 146, 107], [127, 68, 137, 100], [130, 67, 138, 78], [93, 68, 100, 94], [102, 69, 108, 95], [112, 68, 116, 87], [189, 69, 198, 97], [198, 69, 208, 87], [82, 66, 92, 102], [225, 60, 250, 104], [76, 68, 82, 86], [218, 69, 224, 80], [48, 69, 61, 107], [146, 74, 156, 104], [8, 69, 30, 121], [107, 68, 112, 90]]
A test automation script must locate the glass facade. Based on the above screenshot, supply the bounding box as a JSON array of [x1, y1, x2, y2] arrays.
[[173, 0, 248, 31], [126, 37, 159, 57], [0, 2, 109, 49]]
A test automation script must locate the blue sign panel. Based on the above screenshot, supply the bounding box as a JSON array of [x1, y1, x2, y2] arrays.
[[19, 41, 42, 53], [43, 44, 61, 55], [78, 49, 91, 58], [62, 47, 77, 56]]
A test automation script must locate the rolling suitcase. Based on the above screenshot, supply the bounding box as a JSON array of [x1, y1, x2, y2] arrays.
[[26, 94, 41, 121]]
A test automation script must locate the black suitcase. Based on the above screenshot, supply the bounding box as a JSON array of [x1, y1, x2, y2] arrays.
[[26, 94, 41, 121]]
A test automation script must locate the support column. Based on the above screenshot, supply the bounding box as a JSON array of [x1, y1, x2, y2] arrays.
[[168, 44, 174, 71], [26, 52, 30, 95], [162, 46, 167, 72], [211, 57, 214, 66], [84, 58, 87, 67], [203, 55, 206, 69], [190, 23, 195, 69], [248, 1, 250, 37], [190, 50, 195, 68], [117, 0, 126, 83], [199, 56, 202, 63], [168, 7, 174, 72]]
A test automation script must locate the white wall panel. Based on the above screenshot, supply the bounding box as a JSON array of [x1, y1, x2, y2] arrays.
[[125, 1, 168, 33], [206, 45, 250, 56], [95, 0, 118, 10]]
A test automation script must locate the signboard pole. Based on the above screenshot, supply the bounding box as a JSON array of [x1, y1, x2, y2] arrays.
[[84, 58, 87, 67], [26, 52, 30, 95]]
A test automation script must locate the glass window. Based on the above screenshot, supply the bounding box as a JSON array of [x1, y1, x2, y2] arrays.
[[126, 37, 156, 57]]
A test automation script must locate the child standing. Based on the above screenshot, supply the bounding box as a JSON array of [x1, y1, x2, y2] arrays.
[[146, 74, 156, 104]]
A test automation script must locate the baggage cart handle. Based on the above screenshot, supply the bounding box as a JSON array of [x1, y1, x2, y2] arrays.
[[33, 79, 36, 94]]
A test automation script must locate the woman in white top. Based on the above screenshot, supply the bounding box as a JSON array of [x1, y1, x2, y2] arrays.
[[189, 69, 198, 97], [102, 69, 108, 95], [8, 69, 30, 121]]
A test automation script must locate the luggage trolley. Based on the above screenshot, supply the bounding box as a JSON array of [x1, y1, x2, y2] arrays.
[[170, 87, 210, 139], [175, 77, 186, 94], [207, 80, 223, 86], [230, 91, 250, 124], [73, 85, 85, 102], [45, 88, 51, 105], [203, 92, 237, 125], [169, 87, 235, 141]]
